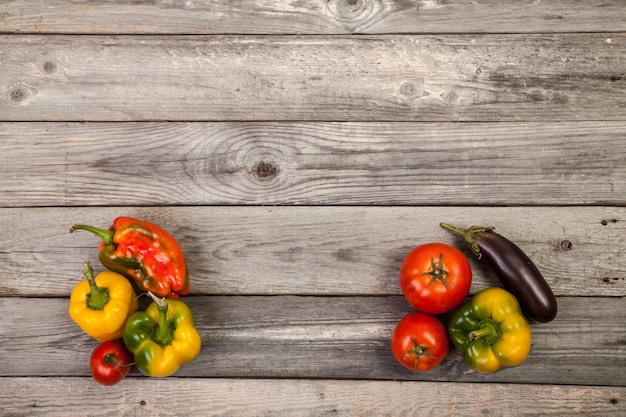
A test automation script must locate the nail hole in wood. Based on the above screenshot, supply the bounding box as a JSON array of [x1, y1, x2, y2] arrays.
[[43, 60, 57, 73]]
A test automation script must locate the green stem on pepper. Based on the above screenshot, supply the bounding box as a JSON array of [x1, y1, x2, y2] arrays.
[[70, 224, 115, 245], [82, 261, 110, 311], [468, 319, 501, 345], [147, 291, 174, 346]]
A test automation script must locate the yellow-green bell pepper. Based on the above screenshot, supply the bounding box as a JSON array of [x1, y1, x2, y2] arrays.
[[448, 287, 531, 374], [123, 292, 201, 377]]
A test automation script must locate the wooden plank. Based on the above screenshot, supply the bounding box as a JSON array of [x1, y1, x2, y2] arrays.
[[1, 377, 624, 417], [0, 206, 624, 297], [0, 296, 624, 386], [1, 122, 624, 206], [1, 35, 624, 122], [2, 0, 626, 35]]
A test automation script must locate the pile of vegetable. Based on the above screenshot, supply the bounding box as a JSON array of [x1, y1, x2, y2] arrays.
[[391, 222, 557, 374], [69, 217, 201, 385], [67, 216, 556, 381]]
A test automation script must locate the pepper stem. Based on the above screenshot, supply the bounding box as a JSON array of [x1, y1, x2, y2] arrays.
[[468, 319, 501, 345], [147, 291, 174, 346], [70, 224, 115, 245], [83, 262, 110, 311]]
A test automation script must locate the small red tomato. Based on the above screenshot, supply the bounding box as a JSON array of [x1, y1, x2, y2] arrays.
[[90, 340, 134, 386], [399, 242, 472, 314], [391, 312, 449, 372]]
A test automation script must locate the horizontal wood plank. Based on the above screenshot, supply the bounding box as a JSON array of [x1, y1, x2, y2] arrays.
[[1, 35, 624, 122], [1, 0, 626, 35], [0, 206, 624, 297], [1, 122, 624, 206], [1, 377, 624, 417], [0, 296, 624, 386]]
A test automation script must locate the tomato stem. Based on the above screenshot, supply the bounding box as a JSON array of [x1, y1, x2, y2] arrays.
[[103, 352, 134, 377], [405, 337, 437, 367], [103, 352, 134, 368], [421, 253, 449, 288]]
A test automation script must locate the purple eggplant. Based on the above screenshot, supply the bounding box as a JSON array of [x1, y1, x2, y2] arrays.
[[440, 223, 557, 323]]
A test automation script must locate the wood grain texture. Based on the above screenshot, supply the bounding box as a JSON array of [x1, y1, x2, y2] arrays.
[[1, 122, 624, 206], [1, 206, 624, 297], [1, 1, 625, 413], [2, 377, 623, 417], [1, 35, 624, 122], [0, 296, 624, 386], [1, 0, 625, 35]]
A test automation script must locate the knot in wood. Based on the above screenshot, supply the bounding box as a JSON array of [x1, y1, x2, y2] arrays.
[[440, 90, 460, 103], [327, 0, 367, 19], [9, 86, 29, 102], [400, 81, 425, 99], [254, 161, 278, 181]]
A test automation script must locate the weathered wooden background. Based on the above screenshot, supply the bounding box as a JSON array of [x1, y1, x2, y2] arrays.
[[1, 1, 625, 416]]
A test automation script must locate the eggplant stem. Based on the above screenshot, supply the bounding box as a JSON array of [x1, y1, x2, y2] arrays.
[[440, 222, 493, 260]]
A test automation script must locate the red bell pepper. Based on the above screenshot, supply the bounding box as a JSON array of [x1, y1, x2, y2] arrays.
[[71, 217, 190, 298]]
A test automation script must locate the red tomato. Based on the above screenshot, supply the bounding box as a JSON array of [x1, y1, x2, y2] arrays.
[[399, 243, 471, 314], [90, 340, 134, 386], [391, 312, 449, 372]]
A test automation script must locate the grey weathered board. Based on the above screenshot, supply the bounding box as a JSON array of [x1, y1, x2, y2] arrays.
[[1, 34, 624, 122], [1, 207, 624, 297], [1, 1, 625, 416], [2, 0, 626, 34], [1, 122, 624, 206], [1, 296, 625, 386]]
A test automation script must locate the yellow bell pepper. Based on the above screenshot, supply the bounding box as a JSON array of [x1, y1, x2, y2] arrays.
[[123, 292, 201, 377], [69, 262, 138, 342], [448, 287, 531, 373]]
